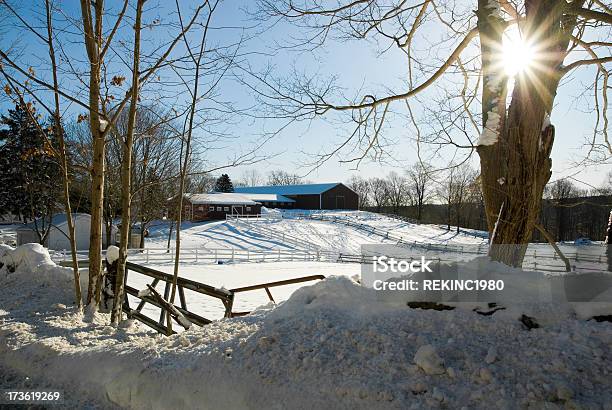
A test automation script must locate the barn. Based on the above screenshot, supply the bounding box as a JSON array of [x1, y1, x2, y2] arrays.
[[234, 183, 359, 210], [179, 193, 262, 221]]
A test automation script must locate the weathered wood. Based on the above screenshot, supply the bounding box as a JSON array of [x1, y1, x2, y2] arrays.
[[136, 278, 159, 313], [124, 285, 211, 326], [230, 275, 325, 293], [126, 262, 232, 301], [147, 284, 191, 330], [178, 286, 187, 310], [159, 281, 171, 325]]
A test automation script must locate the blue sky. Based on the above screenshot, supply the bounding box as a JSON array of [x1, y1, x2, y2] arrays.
[[1, 0, 610, 189]]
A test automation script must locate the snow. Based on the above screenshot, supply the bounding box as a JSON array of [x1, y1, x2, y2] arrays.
[[127, 262, 358, 320], [1, 246, 611, 408], [414, 345, 445, 375], [234, 193, 295, 203], [99, 118, 108, 132], [478, 109, 501, 146], [6, 243, 58, 273], [186, 193, 258, 205], [106, 245, 119, 264], [542, 112, 551, 131], [1, 219, 611, 408], [145, 211, 487, 254]]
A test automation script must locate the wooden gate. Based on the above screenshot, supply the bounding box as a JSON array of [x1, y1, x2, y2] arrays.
[[121, 261, 324, 335]]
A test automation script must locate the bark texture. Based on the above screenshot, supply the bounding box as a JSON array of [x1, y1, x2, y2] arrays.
[[477, 0, 582, 266], [112, 0, 143, 324], [80, 0, 105, 306]]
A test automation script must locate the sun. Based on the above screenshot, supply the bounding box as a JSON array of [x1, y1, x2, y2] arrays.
[[501, 26, 536, 77]]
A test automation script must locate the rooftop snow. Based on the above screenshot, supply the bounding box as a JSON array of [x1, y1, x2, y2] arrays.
[[18, 213, 92, 230], [234, 183, 341, 196], [186, 193, 258, 205], [236, 193, 295, 203]]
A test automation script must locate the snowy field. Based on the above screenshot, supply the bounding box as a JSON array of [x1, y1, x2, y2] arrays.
[[137, 211, 609, 273], [144, 210, 488, 253]]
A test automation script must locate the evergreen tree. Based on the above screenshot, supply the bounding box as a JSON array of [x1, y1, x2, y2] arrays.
[[0, 105, 61, 235], [214, 174, 234, 192]]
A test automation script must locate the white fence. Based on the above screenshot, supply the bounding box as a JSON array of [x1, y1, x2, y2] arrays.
[[51, 246, 342, 265]]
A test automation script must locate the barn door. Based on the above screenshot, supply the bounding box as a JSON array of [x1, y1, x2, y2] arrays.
[[232, 205, 243, 215], [335, 196, 345, 209]]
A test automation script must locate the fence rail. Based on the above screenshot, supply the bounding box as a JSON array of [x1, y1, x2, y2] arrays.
[[121, 261, 324, 334]]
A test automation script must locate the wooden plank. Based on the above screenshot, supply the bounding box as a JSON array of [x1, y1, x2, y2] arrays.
[[178, 286, 187, 310], [136, 278, 159, 313], [126, 261, 232, 301], [159, 282, 171, 325], [124, 285, 212, 326], [264, 287, 275, 303], [230, 275, 325, 293], [126, 308, 174, 335]]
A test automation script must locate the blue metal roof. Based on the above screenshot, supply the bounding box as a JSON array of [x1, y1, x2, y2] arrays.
[[234, 183, 341, 196]]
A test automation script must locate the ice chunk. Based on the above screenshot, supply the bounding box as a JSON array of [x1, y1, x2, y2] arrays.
[[414, 344, 445, 375]]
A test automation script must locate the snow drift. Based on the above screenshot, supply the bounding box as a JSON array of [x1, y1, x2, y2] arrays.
[[1, 245, 611, 409]]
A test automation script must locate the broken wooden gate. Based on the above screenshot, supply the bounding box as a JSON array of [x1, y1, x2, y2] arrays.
[[122, 261, 324, 335]]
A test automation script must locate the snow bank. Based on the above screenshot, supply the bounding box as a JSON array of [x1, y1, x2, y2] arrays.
[[0, 243, 72, 283], [1, 248, 611, 409]]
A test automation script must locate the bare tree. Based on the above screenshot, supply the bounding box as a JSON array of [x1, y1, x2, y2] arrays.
[[251, 0, 612, 266], [238, 169, 265, 187], [546, 178, 585, 241], [267, 169, 303, 185], [370, 177, 391, 212], [406, 162, 433, 222], [167, 0, 270, 333], [347, 175, 372, 208], [111, 0, 144, 325], [386, 171, 410, 213], [1, 0, 208, 313]]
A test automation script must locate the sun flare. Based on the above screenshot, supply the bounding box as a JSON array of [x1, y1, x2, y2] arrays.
[[501, 27, 536, 77]]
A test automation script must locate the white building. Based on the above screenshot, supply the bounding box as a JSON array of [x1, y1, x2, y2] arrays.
[[16, 213, 116, 251]]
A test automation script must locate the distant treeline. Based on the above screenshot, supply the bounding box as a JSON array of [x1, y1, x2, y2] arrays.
[[364, 195, 612, 242]]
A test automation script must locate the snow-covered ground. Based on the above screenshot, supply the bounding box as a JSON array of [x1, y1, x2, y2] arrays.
[[0, 224, 18, 246], [145, 211, 488, 254], [140, 211, 608, 273], [1, 244, 611, 409]]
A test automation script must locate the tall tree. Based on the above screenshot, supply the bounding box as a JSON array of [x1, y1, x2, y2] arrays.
[[253, 0, 612, 266], [386, 171, 409, 213], [112, 0, 144, 325], [347, 175, 372, 208], [214, 174, 235, 192], [406, 162, 433, 222], [0, 105, 61, 241]]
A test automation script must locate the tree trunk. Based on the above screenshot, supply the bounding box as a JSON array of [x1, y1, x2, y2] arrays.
[[46, 0, 82, 308], [112, 0, 143, 324], [477, 0, 578, 267], [80, 0, 105, 308]]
